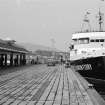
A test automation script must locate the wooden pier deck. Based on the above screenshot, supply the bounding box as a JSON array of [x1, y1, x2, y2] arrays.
[[0, 65, 104, 105]]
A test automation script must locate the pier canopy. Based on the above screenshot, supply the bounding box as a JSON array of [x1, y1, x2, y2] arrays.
[[0, 39, 29, 67], [0, 39, 28, 53]]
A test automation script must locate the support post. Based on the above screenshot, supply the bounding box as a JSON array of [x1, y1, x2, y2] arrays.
[[10, 53, 13, 66], [4, 54, 7, 66], [20, 54, 23, 65], [23, 54, 26, 65]]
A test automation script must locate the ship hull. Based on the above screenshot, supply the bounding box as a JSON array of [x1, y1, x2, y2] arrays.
[[70, 56, 105, 85]]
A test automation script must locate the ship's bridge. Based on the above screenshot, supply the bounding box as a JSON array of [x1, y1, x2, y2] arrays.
[[72, 32, 105, 45], [70, 32, 105, 60]]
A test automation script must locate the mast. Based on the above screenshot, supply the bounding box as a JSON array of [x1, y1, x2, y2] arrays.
[[98, 8, 104, 31], [97, 0, 104, 31], [81, 0, 104, 32]]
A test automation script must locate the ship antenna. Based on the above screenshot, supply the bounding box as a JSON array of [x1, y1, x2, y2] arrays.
[[97, 0, 104, 31], [98, 8, 104, 31]]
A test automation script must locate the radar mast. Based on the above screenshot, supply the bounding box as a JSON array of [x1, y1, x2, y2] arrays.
[[97, 0, 104, 31]]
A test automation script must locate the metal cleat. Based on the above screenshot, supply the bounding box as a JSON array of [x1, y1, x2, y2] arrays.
[[87, 83, 94, 89]]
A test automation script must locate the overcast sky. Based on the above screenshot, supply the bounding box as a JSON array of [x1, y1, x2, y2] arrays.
[[0, 0, 104, 51]]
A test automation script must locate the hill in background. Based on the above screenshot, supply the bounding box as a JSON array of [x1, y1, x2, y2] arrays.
[[18, 42, 61, 52]]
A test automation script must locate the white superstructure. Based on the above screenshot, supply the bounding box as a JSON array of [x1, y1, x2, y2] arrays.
[[70, 32, 105, 61]]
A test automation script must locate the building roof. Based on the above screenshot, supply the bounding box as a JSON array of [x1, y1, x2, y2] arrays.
[[0, 39, 29, 53]]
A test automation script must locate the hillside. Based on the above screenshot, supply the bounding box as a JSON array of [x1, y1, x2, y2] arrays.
[[18, 42, 60, 52]]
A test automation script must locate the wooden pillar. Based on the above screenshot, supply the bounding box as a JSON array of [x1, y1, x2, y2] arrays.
[[4, 54, 7, 66], [23, 54, 26, 65], [16, 55, 19, 66], [36, 56, 39, 64], [0, 54, 4, 67], [20, 54, 23, 65], [18, 55, 20, 65], [10, 53, 13, 66]]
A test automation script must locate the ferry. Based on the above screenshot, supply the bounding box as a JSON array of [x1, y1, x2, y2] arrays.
[[70, 4, 105, 85]]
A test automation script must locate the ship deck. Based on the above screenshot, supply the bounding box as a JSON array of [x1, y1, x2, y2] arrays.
[[0, 65, 104, 105]]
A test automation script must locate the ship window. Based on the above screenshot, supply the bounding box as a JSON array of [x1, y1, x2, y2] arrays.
[[90, 39, 104, 42], [84, 39, 89, 43], [100, 39, 104, 42], [78, 38, 89, 44], [78, 39, 84, 44], [96, 39, 99, 42], [90, 40, 94, 42], [73, 39, 78, 44]]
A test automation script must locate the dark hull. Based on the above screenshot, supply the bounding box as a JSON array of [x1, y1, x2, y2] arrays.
[[70, 56, 105, 85]]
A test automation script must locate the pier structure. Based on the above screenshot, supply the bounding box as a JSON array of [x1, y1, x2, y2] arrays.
[[0, 39, 28, 67], [0, 65, 104, 105]]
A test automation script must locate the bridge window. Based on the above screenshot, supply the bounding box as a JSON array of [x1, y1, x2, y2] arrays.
[[73, 39, 78, 44], [100, 39, 104, 42], [84, 39, 89, 43], [96, 39, 99, 42], [78, 38, 89, 44], [90, 40, 94, 42], [90, 39, 105, 42]]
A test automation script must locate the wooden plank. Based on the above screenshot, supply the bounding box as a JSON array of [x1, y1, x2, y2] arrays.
[[67, 68, 94, 105], [10, 100, 21, 105], [2, 99, 14, 105], [53, 67, 62, 105], [0, 65, 103, 105], [36, 69, 58, 104]]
